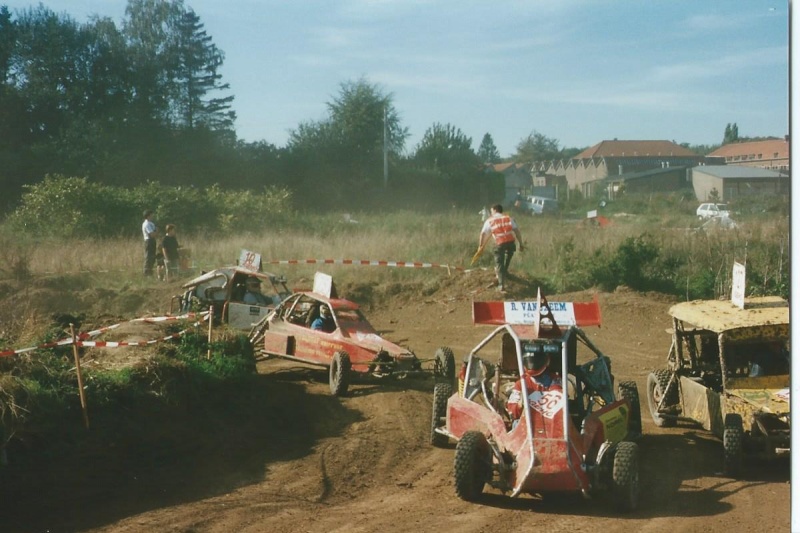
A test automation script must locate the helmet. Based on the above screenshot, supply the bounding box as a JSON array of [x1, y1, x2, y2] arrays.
[[522, 344, 549, 376]]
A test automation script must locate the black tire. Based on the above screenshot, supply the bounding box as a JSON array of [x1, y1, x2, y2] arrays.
[[611, 441, 640, 512], [431, 382, 454, 447], [434, 346, 456, 382], [723, 413, 743, 477], [329, 351, 351, 397], [618, 381, 642, 439], [453, 431, 491, 501], [646, 369, 677, 427]]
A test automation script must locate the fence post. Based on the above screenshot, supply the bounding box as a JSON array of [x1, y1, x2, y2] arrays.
[[70, 324, 90, 429]]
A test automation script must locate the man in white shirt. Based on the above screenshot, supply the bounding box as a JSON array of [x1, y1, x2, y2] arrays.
[[142, 210, 157, 276]]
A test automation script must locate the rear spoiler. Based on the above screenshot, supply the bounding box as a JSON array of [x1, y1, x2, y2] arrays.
[[472, 292, 601, 329]]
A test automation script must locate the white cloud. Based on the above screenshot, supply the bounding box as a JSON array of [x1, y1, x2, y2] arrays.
[[649, 47, 787, 83]]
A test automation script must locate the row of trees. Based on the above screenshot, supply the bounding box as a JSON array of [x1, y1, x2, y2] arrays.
[[1, 1, 744, 216]]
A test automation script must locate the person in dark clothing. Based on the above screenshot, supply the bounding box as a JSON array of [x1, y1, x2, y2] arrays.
[[161, 224, 180, 281]]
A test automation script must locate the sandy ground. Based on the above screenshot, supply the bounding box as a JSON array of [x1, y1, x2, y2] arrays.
[[0, 272, 789, 533]]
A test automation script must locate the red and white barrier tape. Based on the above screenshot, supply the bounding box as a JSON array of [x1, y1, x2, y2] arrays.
[[264, 258, 465, 271], [0, 312, 209, 358]]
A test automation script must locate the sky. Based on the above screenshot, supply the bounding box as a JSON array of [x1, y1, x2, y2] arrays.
[[3, 0, 790, 157]]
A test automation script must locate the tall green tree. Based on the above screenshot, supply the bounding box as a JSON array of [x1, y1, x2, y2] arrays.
[[174, 8, 234, 132], [477, 133, 501, 164], [723, 123, 739, 144], [122, 0, 184, 129], [514, 131, 561, 164], [413, 122, 478, 177]]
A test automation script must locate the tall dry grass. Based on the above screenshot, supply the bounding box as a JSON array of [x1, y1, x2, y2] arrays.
[[3, 209, 790, 299]]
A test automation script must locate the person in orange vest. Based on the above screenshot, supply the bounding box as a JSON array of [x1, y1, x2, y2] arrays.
[[478, 203, 524, 292]]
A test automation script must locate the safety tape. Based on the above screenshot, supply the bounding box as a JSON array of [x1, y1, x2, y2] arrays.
[[0, 312, 209, 358], [264, 258, 465, 271]]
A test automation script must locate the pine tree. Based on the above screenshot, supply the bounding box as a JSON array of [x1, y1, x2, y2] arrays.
[[477, 133, 501, 164]]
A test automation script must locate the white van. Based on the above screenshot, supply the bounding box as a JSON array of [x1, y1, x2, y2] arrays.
[[523, 196, 559, 215]]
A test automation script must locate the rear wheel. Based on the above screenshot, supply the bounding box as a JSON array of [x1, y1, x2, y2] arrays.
[[434, 346, 456, 382], [617, 381, 642, 439], [723, 413, 743, 477], [611, 441, 640, 512], [646, 369, 677, 427], [430, 382, 453, 447], [329, 351, 351, 397], [453, 431, 491, 501]]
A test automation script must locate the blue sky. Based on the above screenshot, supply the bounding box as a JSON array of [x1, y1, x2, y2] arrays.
[[3, 0, 790, 157]]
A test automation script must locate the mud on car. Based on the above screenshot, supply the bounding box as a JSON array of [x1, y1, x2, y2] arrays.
[[430, 291, 642, 511], [249, 273, 456, 396], [646, 296, 790, 477], [172, 267, 291, 329]]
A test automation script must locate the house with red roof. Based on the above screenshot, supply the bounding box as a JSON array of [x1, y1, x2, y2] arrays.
[[707, 138, 789, 175], [563, 140, 703, 197]]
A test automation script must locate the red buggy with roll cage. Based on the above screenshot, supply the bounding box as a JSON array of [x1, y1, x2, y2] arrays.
[[430, 291, 642, 510]]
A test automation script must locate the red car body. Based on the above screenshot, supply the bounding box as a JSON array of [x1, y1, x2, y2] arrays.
[[431, 291, 641, 510], [253, 289, 454, 396]]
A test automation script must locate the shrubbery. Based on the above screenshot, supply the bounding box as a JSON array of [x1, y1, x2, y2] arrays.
[[6, 175, 293, 239]]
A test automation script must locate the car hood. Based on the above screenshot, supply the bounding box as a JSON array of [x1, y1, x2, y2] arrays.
[[340, 326, 413, 357]]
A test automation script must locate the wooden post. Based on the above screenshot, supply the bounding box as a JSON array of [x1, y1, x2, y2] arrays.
[[70, 324, 90, 429], [207, 305, 214, 359]]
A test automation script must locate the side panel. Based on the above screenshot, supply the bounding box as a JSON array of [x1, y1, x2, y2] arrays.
[[680, 376, 723, 437], [228, 302, 271, 330], [264, 332, 294, 355]]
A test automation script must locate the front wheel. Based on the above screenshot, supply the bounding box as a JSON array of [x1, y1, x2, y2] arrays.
[[617, 381, 642, 439], [646, 370, 677, 427], [723, 413, 743, 477], [611, 441, 640, 512], [329, 351, 351, 396], [453, 431, 492, 501], [431, 382, 453, 447], [434, 346, 456, 382]]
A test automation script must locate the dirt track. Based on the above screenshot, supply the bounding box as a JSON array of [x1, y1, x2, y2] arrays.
[[0, 275, 790, 533]]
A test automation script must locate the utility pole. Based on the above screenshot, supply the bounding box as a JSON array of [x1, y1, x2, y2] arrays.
[[383, 106, 389, 188]]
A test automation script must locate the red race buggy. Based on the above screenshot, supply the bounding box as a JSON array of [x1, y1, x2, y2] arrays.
[[431, 291, 642, 510], [250, 273, 456, 396]]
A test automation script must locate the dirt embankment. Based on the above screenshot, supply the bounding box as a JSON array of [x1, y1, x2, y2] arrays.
[[0, 270, 790, 533]]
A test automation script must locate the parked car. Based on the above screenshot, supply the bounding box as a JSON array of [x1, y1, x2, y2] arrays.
[[696, 203, 730, 220], [522, 195, 559, 215], [249, 274, 456, 396], [431, 291, 642, 510], [646, 296, 789, 476], [172, 267, 290, 329]]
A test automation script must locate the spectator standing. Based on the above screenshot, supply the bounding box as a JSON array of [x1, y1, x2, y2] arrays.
[[161, 224, 180, 281], [478, 204, 523, 292], [142, 210, 157, 276]]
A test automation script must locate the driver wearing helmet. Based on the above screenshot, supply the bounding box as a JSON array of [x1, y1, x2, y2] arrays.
[[311, 304, 336, 333], [506, 343, 562, 420]]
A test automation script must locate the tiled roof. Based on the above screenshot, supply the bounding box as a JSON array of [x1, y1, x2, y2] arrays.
[[693, 165, 785, 179], [575, 140, 698, 159], [707, 139, 789, 159], [492, 162, 516, 172]]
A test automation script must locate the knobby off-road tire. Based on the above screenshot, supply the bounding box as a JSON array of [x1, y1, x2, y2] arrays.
[[646, 369, 677, 427], [723, 413, 744, 477], [434, 346, 456, 383], [431, 382, 454, 447], [611, 441, 640, 512], [453, 431, 491, 501], [329, 351, 351, 397], [618, 381, 642, 439]]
